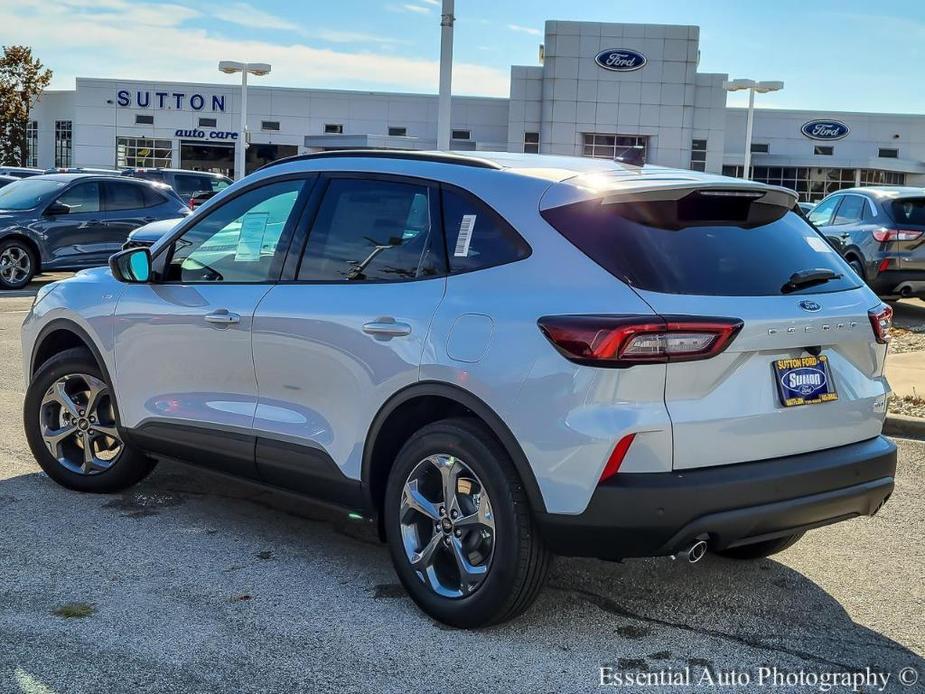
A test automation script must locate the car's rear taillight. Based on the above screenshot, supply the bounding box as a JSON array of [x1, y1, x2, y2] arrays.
[[868, 305, 893, 344], [872, 227, 923, 242], [599, 433, 635, 483], [537, 315, 743, 366]]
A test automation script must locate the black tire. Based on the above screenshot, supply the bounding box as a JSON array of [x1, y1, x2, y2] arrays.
[[848, 258, 866, 281], [23, 347, 156, 493], [0, 238, 36, 290], [715, 532, 805, 560], [384, 417, 551, 628]]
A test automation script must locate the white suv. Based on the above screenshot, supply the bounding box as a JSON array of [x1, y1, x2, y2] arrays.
[[21, 151, 897, 628]]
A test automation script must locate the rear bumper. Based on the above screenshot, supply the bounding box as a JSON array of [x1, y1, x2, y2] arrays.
[[869, 269, 925, 298], [537, 436, 896, 560]]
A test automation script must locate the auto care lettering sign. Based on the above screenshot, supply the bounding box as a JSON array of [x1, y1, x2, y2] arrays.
[[117, 89, 227, 112], [173, 129, 238, 140]]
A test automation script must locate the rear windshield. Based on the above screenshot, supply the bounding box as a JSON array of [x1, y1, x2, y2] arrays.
[[542, 199, 860, 296], [889, 198, 925, 227]]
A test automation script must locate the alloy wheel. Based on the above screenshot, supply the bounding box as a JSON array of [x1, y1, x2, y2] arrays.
[[399, 454, 495, 598], [0, 245, 30, 286], [38, 373, 123, 475]]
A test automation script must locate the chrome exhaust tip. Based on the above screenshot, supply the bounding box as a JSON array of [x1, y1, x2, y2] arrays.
[[671, 539, 709, 564]]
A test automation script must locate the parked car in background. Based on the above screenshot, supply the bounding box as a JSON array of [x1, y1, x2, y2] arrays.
[[0, 173, 189, 289], [122, 217, 184, 250], [798, 201, 816, 215], [122, 168, 232, 204], [47, 167, 124, 175], [21, 151, 895, 628], [809, 187, 925, 300], [188, 189, 220, 210], [0, 175, 18, 189], [0, 166, 44, 178]]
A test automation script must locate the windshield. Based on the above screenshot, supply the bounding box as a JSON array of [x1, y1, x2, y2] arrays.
[[890, 198, 925, 227], [0, 179, 65, 211], [542, 201, 860, 296]]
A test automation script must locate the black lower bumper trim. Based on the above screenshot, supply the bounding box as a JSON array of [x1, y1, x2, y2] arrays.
[[537, 436, 896, 560]]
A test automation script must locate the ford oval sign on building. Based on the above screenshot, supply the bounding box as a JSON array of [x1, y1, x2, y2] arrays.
[[595, 48, 647, 72], [801, 119, 850, 141]]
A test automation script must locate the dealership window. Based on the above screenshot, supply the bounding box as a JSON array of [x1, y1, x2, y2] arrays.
[[750, 143, 769, 154], [388, 126, 407, 137], [452, 129, 471, 140], [199, 117, 217, 128], [324, 123, 343, 134], [814, 145, 834, 156], [25, 121, 38, 167], [582, 133, 648, 164], [261, 121, 280, 131], [523, 131, 539, 154], [690, 139, 707, 172], [722, 165, 906, 202], [878, 148, 899, 159], [116, 137, 172, 168], [54, 120, 73, 168], [135, 114, 154, 125]]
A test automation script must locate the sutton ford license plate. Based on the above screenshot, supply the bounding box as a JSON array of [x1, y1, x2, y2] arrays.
[[773, 355, 838, 407]]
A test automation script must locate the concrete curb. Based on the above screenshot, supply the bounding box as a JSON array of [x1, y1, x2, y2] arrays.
[[884, 413, 925, 440]]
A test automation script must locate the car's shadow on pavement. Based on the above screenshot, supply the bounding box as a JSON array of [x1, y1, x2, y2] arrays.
[[1, 461, 922, 693]]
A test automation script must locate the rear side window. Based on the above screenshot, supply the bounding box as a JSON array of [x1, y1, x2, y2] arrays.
[[298, 178, 444, 282], [174, 174, 218, 197], [140, 185, 167, 207], [103, 182, 147, 211], [890, 198, 925, 227], [541, 198, 859, 296], [441, 188, 530, 273]]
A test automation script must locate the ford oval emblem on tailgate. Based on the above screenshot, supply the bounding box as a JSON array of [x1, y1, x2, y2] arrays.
[[799, 300, 822, 312]]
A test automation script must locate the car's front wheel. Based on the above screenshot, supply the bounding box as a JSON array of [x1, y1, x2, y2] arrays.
[[0, 239, 35, 290], [24, 347, 156, 493], [384, 418, 551, 628]]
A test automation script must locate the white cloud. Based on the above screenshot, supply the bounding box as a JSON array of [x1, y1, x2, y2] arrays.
[[388, 3, 433, 14], [212, 2, 299, 31], [508, 24, 542, 36], [419, 0, 441, 5], [307, 29, 410, 46], [4, 0, 509, 96]]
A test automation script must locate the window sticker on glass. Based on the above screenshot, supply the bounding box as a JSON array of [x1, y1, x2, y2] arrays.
[[805, 236, 835, 253], [454, 214, 477, 257], [235, 211, 270, 261]]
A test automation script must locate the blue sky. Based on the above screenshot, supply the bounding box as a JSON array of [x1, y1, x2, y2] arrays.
[[5, 0, 925, 113]]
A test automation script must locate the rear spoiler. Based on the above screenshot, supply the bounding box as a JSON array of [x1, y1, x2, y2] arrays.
[[540, 170, 798, 212]]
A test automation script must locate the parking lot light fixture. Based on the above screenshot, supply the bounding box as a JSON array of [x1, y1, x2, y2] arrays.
[[723, 78, 783, 180], [218, 61, 272, 180]]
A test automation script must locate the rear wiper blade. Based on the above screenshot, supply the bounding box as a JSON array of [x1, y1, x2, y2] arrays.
[[781, 268, 842, 294]]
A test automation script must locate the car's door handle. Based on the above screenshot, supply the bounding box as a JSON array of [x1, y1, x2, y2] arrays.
[[362, 320, 412, 337], [204, 310, 241, 325]]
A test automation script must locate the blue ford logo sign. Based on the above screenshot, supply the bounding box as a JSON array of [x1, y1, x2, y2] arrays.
[[595, 48, 647, 72], [801, 119, 850, 141], [799, 300, 822, 312], [781, 367, 827, 397]]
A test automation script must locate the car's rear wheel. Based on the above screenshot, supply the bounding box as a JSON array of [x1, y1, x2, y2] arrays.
[[384, 418, 551, 628], [715, 532, 805, 560], [24, 347, 156, 493], [847, 257, 866, 280], [0, 239, 35, 290]]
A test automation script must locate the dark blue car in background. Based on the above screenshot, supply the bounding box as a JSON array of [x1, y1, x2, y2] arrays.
[[0, 174, 189, 289]]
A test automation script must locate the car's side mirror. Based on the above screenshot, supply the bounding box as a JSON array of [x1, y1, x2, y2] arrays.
[[109, 247, 152, 283], [44, 201, 70, 216]]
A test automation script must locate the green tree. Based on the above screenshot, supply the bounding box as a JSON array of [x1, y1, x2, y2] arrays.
[[0, 46, 53, 166]]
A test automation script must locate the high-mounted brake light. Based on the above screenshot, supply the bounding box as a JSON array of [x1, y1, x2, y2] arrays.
[[868, 305, 893, 344], [872, 227, 923, 242], [537, 315, 744, 366]]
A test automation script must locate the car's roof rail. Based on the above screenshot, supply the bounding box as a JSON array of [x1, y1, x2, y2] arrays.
[[256, 149, 504, 173]]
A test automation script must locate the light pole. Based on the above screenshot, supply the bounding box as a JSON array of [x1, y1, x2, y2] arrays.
[[218, 61, 272, 180], [436, 0, 455, 151], [723, 79, 783, 180]]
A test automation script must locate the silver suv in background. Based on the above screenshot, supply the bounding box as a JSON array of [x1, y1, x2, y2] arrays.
[[22, 152, 896, 627]]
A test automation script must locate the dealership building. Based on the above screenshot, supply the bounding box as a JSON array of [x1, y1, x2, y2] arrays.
[[26, 20, 925, 201]]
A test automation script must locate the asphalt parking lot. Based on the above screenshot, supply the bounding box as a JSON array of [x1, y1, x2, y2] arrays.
[[1, 277, 923, 693]]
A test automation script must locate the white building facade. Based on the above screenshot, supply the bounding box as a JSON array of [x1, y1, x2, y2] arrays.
[[27, 20, 925, 201]]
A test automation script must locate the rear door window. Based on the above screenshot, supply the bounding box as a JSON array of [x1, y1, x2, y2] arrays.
[[103, 181, 147, 211], [298, 178, 444, 282], [832, 195, 864, 225], [174, 174, 217, 197], [541, 197, 859, 296], [441, 188, 530, 273]]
